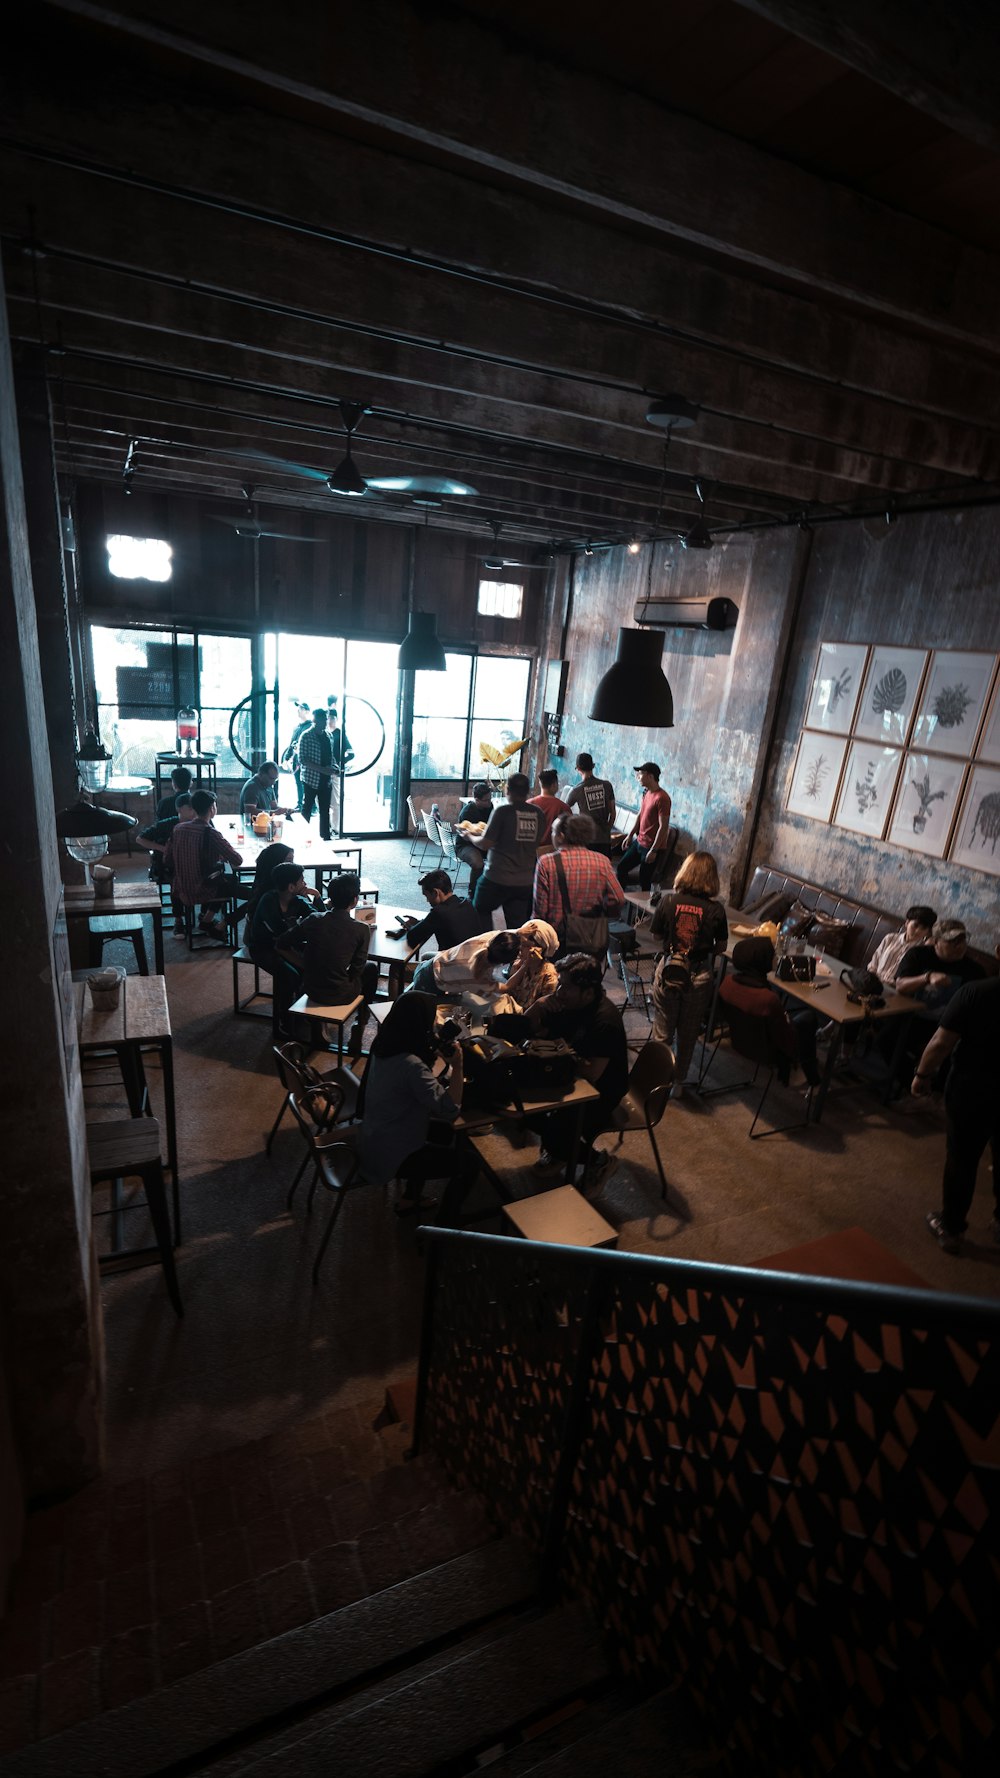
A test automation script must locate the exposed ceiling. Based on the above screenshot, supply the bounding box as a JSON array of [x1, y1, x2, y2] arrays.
[[4, 0, 1000, 556]]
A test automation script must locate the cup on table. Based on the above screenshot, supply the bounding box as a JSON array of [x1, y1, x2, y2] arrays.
[[88, 966, 124, 1010]]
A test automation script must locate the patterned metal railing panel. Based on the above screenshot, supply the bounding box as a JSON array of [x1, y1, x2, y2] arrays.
[[416, 1234, 1000, 1778]]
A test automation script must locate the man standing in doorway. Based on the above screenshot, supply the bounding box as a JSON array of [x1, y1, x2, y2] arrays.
[[617, 762, 673, 889], [299, 707, 335, 839], [325, 703, 354, 837]]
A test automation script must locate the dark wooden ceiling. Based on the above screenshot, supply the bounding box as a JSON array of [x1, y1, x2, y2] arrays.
[[4, 0, 1000, 556]]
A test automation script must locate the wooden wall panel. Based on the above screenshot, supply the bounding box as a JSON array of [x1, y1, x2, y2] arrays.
[[74, 481, 539, 652]]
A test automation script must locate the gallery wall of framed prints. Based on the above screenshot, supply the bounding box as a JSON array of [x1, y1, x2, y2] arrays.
[[786, 643, 1000, 878]]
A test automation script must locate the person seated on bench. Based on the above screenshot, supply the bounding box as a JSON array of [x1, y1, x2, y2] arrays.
[[359, 992, 472, 1219], [616, 762, 672, 890], [404, 869, 486, 958], [868, 904, 937, 986], [239, 760, 291, 820], [719, 936, 820, 1088], [408, 928, 521, 1003], [246, 862, 316, 1023], [276, 871, 377, 1054], [526, 952, 628, 1180], [163, 789, 243, 941], [895, 918, 985, 1012]]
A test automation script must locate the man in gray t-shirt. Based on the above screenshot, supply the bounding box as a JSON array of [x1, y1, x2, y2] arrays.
[[565, 752, 616, 854], [471, 772, 544, 926]]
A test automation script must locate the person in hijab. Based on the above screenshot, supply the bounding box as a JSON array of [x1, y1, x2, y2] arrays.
[[506, 919, 559, 1010], [359, 992, 471, 1219]]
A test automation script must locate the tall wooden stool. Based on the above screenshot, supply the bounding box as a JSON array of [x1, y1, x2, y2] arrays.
[[88, 915, 149, 975], [87, 1118, 183, 1316]]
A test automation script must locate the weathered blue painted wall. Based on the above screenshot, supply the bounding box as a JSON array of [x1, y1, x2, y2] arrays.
[[538, 506, 1000, 949], [757, 506, 1000, 950]]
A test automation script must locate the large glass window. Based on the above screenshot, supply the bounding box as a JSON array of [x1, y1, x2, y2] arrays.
[[469, 656, 532, 781], [91, 625, 250, 777], [412, 653, 474, 778]]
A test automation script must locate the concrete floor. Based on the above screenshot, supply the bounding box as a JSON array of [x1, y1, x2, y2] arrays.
[[94, 837, 1000, 1483]]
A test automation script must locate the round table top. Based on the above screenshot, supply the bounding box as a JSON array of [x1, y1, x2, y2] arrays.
[[105, 775, 153, 792]]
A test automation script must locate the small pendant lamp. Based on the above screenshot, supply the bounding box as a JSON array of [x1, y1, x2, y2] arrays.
[[398, 610, 446, 671], [589, 628, 674, 726]]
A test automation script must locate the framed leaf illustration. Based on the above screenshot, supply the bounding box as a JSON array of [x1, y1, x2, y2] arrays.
[[833, 742, 902, 838], [911, 650, 995, 756], [974, 664, 1000, 764], [949, 763, 1000, 878], [886, 752, 966, 859], [786, 730, 847, 821], [853, 646, 927, 744], [803, 641, 868, 734]]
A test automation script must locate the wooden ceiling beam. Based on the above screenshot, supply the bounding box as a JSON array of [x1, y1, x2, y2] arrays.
[[733, 1, 1000, 154], [31, 0, 1000, 345]]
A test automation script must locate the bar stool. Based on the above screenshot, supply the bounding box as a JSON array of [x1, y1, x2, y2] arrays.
[[87, 1118, 183, 1315], [287, 993, 363, 1061], [88, 915, 149, 975]]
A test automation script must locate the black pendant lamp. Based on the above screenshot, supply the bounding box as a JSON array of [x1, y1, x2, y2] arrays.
[[55, 800, 138, 838], [398, 610, 446, 671], [590, 628, 674, 727]]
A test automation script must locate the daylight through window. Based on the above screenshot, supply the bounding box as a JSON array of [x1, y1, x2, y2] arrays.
[[106, 535, 173, 581], [477, 580, 523, 619]]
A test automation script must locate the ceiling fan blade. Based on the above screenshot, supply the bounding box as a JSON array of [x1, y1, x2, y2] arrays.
[[258, 530, 324, 542], [365, 474, 478, 497], [214, 447, 331, 484]]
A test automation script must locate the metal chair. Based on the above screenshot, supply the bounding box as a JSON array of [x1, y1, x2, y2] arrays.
[[610, 1042, 677, 1204], [420, 807, 445, 870], [232, 947, 272, 1018], [435, 816, 470, 892], [88, 914, 149, 975], [267, 1044, 357, 1204], [287, 1088, 364, 1283], [704, 997, 814, 1139], [607, 923, 656, 1017], [407, 795, 429, 866]]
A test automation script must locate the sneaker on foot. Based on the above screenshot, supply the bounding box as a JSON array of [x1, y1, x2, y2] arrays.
[[925, 1211, 961, 1255], [532, 1149, 564, 1179]]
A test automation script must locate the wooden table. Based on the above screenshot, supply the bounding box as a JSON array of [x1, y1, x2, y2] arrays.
[[502, 1183, 617, 1249], [65, 881, 165, 974], [75, 972, 179, 1244], [457, 1075, 601, 1189], [233, 829, 362, 881], [363, 904, 437, 997], [764, 954, 912, 1122]]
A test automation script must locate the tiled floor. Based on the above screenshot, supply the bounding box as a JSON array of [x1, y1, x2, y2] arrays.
[[0, 1397, 492, 1752]]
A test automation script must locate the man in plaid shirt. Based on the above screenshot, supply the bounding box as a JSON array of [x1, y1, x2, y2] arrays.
[[299, 706, 340, 839], [532, 812, 624, 943]]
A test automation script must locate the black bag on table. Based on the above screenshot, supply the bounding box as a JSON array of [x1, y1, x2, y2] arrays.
[[509, 1038, 577, 1099], [459, 1035, 522, 1107], [840, 965, 884, 1007]]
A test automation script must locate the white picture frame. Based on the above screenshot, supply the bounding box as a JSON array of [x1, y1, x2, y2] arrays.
[[886, 752, 966, 859], [911, 650, 995, 756], [853, 646, 928, 745], [803, 641, 868, 734], [974, 668, 1000, 764], [786, 730, 847, 822], [833, 741, 902, 838], [949, 763, 1000, 878]]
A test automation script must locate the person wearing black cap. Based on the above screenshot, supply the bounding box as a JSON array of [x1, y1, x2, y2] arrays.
[[718, 936, 820, 1087], [617, 762, 672, 888], [565, 753, 616, 856]]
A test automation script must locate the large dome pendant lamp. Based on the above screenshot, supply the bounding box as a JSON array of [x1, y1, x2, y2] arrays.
[[590, 627, 674, 726]]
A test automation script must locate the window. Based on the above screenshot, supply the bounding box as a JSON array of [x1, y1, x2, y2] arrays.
[[411, 651, 532, 782], [90, 625, 250, 777], [106, 535, 173, 581], [477, 579, 523, 619]]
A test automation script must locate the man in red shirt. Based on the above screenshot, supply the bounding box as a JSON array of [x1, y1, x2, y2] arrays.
[[528, 769, 571, 843], [616, 762, 672, 889]]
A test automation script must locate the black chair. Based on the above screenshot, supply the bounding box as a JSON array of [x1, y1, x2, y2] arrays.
[[607, 924, 657, 1018], [267, 1044, 358, 1202], [706, 997, 813, 1139], [287, 1088, 364, 1284], [609, 1041, 678, 1203]]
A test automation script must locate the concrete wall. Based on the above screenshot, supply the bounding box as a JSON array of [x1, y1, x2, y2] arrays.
[[537, 507, 1000, 947]]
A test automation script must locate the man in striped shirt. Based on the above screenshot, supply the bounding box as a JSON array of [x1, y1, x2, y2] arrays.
[[532, 813, 624, 945]]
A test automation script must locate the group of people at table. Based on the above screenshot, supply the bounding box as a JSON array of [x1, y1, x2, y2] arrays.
[[138, 756, 999, 1249]]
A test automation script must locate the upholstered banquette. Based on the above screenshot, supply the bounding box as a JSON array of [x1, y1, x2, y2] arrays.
[[740, 864, 997, 976]]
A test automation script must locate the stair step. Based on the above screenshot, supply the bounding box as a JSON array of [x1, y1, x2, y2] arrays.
[[210, 1600, 607, 1778], [0, 1539, 537, 1778], [483, 1687, 719, 1777]]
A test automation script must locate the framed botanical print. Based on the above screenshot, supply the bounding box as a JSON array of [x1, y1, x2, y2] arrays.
[[803, 641, 868, 734], [853, 646, 928, 745], [833, 741, 902, 838], [974, 667, 1000, 764], [786, 730, 847, 822], [911, 650, 995, 755], [886, 752, 966, 859], [949, 763, 1000, 877]]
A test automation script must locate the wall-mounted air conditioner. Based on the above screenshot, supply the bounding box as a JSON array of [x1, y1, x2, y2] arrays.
[[633, 596, 738, 631]]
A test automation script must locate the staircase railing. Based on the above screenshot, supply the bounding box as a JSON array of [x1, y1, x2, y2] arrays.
[[411, 1228, 1000, 1778]]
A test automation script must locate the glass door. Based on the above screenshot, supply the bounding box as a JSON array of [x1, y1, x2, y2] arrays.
[[270, 632, 399, 836]]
